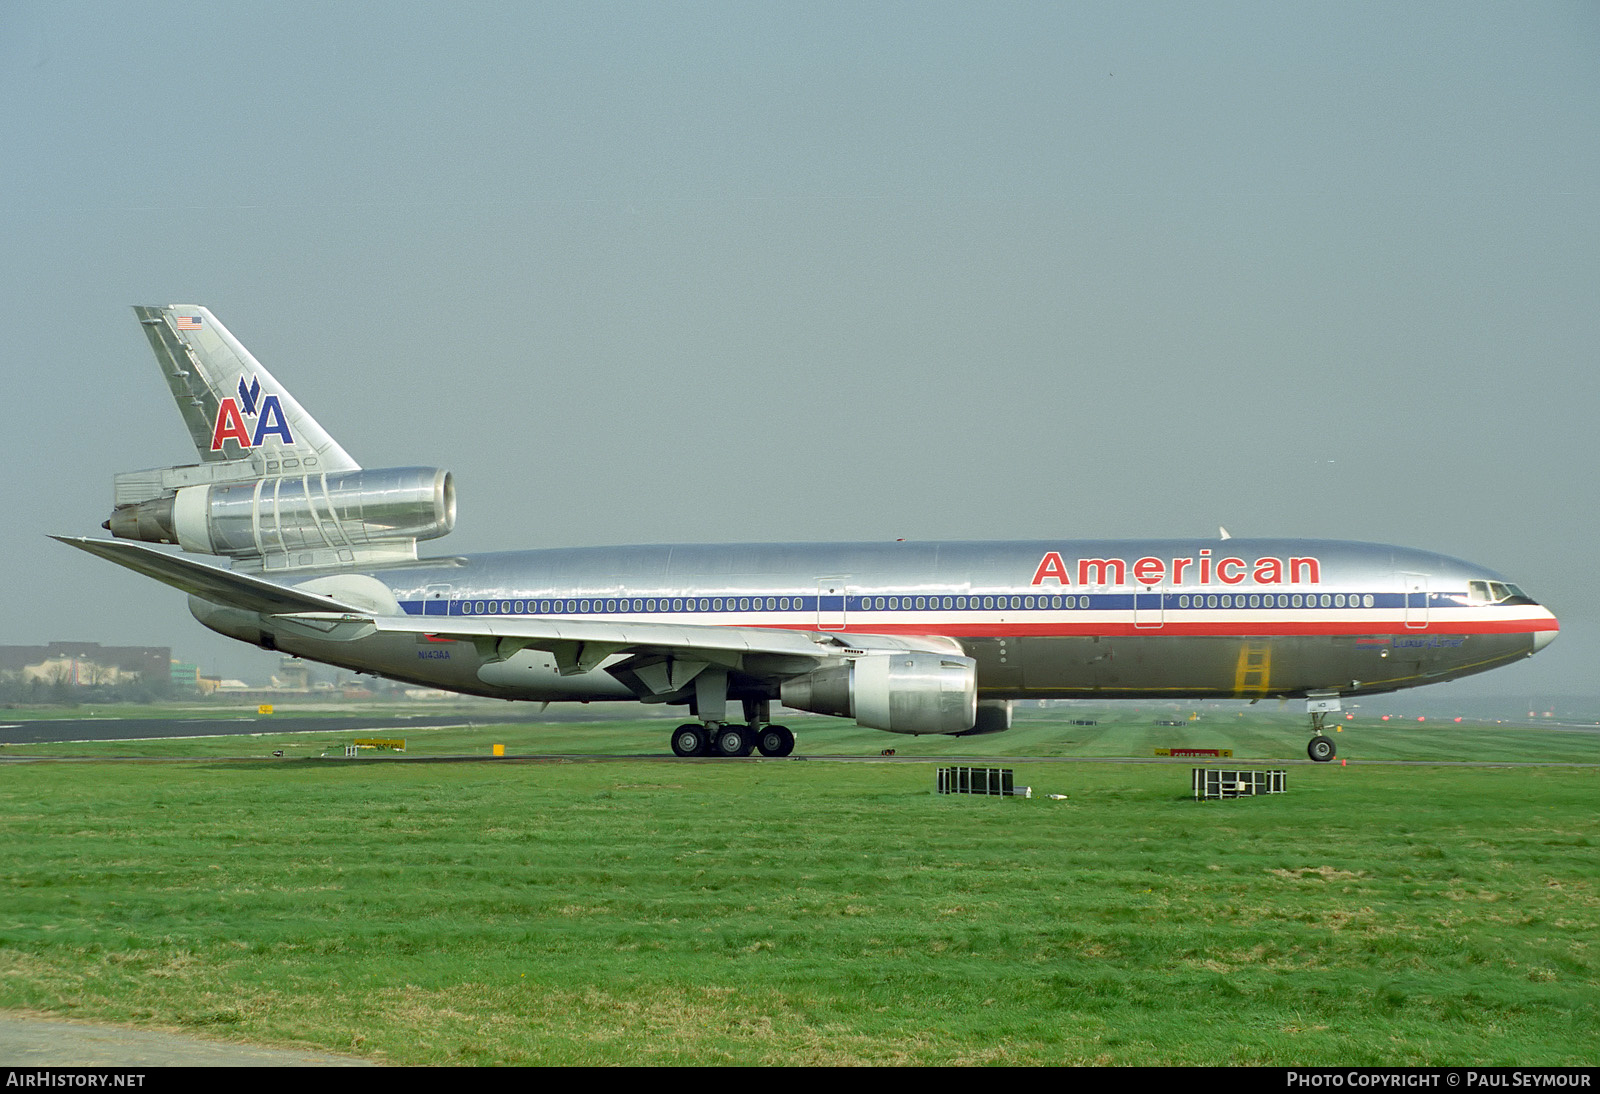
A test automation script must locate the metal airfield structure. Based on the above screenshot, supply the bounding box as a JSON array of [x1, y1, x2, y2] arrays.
[[57, 306, 1560, 761]]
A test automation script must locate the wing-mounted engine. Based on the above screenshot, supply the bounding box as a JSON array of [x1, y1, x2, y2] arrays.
[[780, 652, 978, 735], [105, 465, 455, 571]]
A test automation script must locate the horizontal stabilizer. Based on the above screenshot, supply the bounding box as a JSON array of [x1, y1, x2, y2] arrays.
[[52, 536, 363, 616]]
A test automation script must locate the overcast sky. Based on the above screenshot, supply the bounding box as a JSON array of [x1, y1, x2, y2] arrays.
[[3, 2, 1595, 696]]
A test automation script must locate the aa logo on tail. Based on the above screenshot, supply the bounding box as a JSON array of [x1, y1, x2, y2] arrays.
[[210, 375, 295, 451]]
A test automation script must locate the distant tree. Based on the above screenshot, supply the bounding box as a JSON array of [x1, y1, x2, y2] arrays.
[[47, 664, 76, 707]]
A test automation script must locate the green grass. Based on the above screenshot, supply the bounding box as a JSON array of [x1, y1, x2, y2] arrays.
[[4, 704, 1594, 764], [0, 717, 1595, 1064]]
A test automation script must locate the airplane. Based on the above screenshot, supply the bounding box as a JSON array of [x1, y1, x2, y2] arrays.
[[56, 305, 1560, 761]]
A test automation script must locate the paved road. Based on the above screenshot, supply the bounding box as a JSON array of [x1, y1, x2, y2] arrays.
[[0, 1012, 371, 1067], [2, 716, 1592, 768]]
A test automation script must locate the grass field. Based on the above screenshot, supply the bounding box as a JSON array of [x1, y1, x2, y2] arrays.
[[0, 712, 1595, 1065]]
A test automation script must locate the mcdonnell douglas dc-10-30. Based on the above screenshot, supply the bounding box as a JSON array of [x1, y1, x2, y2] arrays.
[[57, 306, 1559, 760]]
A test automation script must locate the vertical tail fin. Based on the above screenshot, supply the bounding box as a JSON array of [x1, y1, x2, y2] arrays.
[[133, 305, 358, 475]]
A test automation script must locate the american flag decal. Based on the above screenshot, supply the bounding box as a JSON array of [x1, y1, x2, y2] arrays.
[[175, 315, 202, 330]]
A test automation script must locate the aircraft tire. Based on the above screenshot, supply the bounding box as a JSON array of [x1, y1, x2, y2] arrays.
[[1307, 735, 1336, 763], [671, 724, 708, 757], [757, 725, 795, 757], [714, 725, 755, 758]]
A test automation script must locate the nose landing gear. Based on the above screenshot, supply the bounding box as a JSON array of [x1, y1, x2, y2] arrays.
[[1305, 695, 1340, 762], [1307, 720, 1337, 762]]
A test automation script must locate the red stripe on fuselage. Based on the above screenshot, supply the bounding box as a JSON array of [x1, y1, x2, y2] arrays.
[[741, 617, 1557, 638]]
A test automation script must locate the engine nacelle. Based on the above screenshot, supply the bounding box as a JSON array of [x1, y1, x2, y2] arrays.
[[781, 652, 978, 735], [107, 466, 455, 560]]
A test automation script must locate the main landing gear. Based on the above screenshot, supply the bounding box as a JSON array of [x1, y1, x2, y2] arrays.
[[669, 721, 795, 758], [668, 693, 796, 758]]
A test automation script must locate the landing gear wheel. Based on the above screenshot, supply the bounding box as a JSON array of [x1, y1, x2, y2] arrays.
[[714, 724, 754, 758], [1307, 735, 1336, 763], [756, 725, 795, 757], [671, 724, 708, 757]]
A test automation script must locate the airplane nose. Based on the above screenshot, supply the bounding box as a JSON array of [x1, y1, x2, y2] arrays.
[[1531, 607, 1559, 653]]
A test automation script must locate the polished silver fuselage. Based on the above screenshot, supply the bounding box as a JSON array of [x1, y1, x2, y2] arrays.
[[203, 537, 1557, 706]]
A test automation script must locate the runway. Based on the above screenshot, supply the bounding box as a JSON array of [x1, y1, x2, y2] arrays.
[[0, 712, 528, 746]]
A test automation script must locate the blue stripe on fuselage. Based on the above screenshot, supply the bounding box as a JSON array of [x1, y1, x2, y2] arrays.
[[396, 590, 1460, 618]]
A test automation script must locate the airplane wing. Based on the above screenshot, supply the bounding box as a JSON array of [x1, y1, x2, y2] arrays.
[[363, 612, 964, 675]]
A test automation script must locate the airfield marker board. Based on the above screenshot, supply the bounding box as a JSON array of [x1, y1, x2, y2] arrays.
[[938, 766, 1031, 798], [1192, 768, 1286, 800]]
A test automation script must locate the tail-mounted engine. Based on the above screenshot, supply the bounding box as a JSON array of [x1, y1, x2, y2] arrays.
[[780, 652, 978, 735], [105, 465, 455, 570]]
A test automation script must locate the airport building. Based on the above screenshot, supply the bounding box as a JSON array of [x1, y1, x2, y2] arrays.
[[0, 642, 172, 688]]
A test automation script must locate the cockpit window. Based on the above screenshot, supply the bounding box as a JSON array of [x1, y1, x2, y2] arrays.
[[1468, 580, 1535, 605]]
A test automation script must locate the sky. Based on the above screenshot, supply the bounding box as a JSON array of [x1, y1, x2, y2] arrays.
[[2, 2, 1595, 696]]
